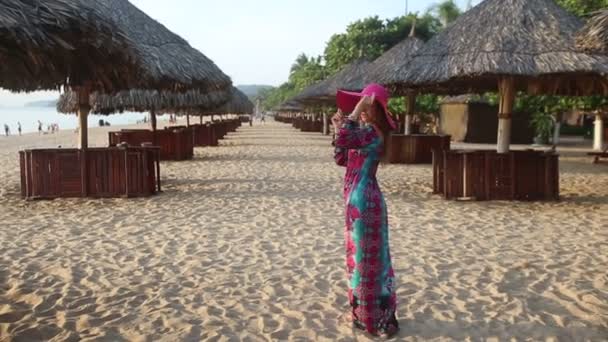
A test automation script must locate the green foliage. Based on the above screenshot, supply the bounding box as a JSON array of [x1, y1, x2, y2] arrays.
[[555, 0, 608, 16], [530, 111, 555, 142], [426, 0, 462, 27], [323, 15, 440, 74]]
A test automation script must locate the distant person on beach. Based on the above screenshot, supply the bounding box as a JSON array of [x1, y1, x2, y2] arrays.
[[17, 122, 21, 136], [260, 114, 265, 124], [332, 84, 398, 337], [37, 120, 43, 135], [3, 123, 9, 136]]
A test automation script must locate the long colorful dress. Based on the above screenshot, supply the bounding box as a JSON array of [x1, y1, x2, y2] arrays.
[[334, 119, 398, 335]]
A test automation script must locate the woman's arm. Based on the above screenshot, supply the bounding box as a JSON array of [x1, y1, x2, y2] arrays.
[[334, 120, 378, 149]]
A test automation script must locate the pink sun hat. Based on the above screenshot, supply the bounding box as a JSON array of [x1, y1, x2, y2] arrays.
[[336, 83, 397, 129]]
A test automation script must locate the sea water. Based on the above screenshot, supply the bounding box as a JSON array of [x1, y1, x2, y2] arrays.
[[0, 106, 148, 134]]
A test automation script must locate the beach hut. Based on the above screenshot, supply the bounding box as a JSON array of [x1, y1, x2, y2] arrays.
[[576, 10, 608, 154], [439, 95, 534, 144], [389, 0, 608, 200], [293, 59, 371, 134], [6, 0, 232, 199]]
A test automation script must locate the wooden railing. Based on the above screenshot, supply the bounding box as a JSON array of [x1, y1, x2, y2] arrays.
[[19, 147, 161, 200], [432, 149, 559, 201], [109, 128, 193, 161]]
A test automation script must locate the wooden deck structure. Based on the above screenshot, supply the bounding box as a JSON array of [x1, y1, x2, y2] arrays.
[[20, 147, 161, 200], [292, 117, 322, 133], [108, 127, 193, 161], [432, 149, 559, 201], [387, 134, 451, 164]]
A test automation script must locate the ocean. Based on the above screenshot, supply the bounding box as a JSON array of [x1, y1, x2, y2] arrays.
[[0, 107, 152, 134]]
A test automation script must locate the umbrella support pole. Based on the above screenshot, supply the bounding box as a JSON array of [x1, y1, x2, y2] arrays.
[[77, 87, 91, 197], [405, 93, 416, 135], [497, 77, 515, 154], [594, 113, 604, 151]]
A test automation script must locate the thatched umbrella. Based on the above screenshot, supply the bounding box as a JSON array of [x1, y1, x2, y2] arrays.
[[389, 0, 608, 152], [576, 10, 608, 54], [57, 88, 232, 131], [52, 0, 232, 149], [202, 88, 253, 115], [293, 59, 371, 106], [157, 88, 252, 124], [0, 0, 136, 92], [366, 22, 425, 134]]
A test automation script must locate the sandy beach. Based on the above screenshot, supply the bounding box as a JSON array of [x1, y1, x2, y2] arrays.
[[0, 120, 607, 341]]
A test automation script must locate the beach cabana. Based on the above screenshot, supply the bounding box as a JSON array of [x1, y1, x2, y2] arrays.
[[390, 0, 608, 201], [293, 59, 371, 134], [576, 9, 608, 153], [0, 0, 162, 199], [8, 0, 232, 199], [366, 22, 451, 164]]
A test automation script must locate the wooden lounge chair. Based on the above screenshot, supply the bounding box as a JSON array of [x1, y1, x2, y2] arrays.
[[588, 148, 608, 163]]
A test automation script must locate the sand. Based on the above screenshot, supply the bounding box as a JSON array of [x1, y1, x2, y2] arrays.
[[0, 119, 606, 341]]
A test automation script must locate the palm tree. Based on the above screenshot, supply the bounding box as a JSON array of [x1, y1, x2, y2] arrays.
[[428, 0, 462, 27], [290, 53, 310, 75]]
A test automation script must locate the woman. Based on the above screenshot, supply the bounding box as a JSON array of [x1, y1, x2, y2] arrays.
[[332, 84, 398, 337]]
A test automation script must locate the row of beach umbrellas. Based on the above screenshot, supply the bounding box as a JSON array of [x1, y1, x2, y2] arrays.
[[0, 0, 253, 148], [283, 0, 608, 152]]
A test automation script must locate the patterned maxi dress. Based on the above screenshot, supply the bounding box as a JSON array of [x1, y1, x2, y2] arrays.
[[334, 119, 398, 335]]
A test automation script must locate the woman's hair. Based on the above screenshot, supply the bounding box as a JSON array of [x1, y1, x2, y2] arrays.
[[370, 102, 392, 162]]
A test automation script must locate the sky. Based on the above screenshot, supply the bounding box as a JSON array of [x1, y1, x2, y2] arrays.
[[0, 0, 478, 107]]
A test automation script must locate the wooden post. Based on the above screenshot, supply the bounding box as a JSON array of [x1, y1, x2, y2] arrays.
[[405, 93, 416, 135], [186, 114, 190, 127], [497, 77, 515, 153], [594, 112, 605, 151], [77, 88, 90, 149], [323, 113, 329, 135], [200, 115, 203, 125], [76, 86, 91, 196], [150, 109, 157, 132]]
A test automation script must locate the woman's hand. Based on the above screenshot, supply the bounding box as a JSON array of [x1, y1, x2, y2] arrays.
[[350, 94, 376, 120], [332, 110, 345, 128]]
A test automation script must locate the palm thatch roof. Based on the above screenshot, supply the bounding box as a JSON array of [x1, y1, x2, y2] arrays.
[[366, 23, 425, 92], [87, 0, 231, 93], [293, 59, 372, 106], [56, 88, 232, 115], [391, 0, 608, 96], [1, 0, 232, 94], [0, 0, 136, 92], [576, 10, 608, 55]]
